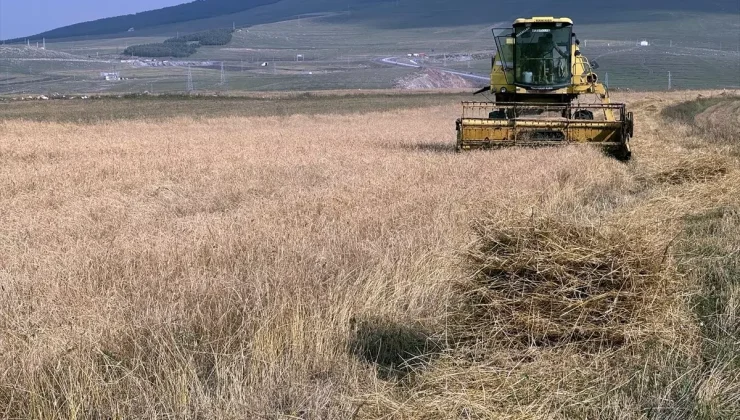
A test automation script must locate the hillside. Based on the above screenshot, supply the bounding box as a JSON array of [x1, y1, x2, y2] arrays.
[[4, 0, 739, 42], [2, 0, 280, 42], [325, 0, 740, 29]]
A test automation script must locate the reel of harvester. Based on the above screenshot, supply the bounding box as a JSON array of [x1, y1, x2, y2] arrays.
[[456, 101, 634, 160], [456, 17, 634, 160]]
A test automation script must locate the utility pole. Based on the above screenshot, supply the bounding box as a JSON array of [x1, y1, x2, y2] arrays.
[[668, 71, 672, 90], [220, 61, 227, 88], [187, 65, 194, 92], [605, 72, 609, 89]]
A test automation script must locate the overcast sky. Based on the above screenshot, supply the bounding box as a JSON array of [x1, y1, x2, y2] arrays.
[[0, 0, 185, 39]]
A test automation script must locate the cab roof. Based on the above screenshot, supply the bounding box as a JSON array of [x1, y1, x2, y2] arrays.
[[514, 17, 574, 25]]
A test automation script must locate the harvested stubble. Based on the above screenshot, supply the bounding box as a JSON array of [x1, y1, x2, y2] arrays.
[[652, 155, 729, 185], [664, 94, 740, 145]]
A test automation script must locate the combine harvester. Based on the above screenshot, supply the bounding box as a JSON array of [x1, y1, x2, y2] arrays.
[[456, 17, 634, 160]]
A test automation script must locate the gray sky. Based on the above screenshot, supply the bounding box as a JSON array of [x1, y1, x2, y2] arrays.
[[0, 0, 185, 39]]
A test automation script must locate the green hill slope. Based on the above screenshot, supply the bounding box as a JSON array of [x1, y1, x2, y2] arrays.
[[5, 0, 738, 42], [322, 0, 739, 29]]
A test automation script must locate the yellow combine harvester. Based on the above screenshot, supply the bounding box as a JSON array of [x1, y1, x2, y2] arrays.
[[456, 17, 634, 160]]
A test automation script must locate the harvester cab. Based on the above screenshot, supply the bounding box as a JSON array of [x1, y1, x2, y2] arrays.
[[456, 17, 633, 160]]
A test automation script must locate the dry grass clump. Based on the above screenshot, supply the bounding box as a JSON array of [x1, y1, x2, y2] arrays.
[[460, 216, 669, 349]]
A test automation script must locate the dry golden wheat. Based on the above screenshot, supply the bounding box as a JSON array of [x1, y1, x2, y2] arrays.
[[0, 90, 738, 419]]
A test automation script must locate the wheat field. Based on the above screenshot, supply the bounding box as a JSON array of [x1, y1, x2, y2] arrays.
[[1, 90, 738, 419]]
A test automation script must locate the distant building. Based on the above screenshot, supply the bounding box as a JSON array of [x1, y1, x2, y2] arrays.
[[101, 72, 121, 81], [640, 40, 650, 46], [128, 27, 135, 32]]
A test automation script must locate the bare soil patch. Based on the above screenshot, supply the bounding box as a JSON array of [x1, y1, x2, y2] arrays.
[[395, 68, 476, 89]]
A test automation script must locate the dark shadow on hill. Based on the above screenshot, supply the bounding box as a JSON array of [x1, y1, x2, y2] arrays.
[[349, 316, 442, 380]]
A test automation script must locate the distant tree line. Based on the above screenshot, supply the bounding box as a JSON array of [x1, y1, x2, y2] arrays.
[[164, 29, 234, 46], [123, 43, 199, 58], [2, 0, 278, 43], [124, 29, 234, 58]]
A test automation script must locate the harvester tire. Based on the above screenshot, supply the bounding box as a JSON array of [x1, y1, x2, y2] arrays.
[[617, 136, 632, 161]]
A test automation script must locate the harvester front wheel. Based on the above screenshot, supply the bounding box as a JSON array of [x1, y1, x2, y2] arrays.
[[604, 135, 631, 161], [615, 135, 632, 161]]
